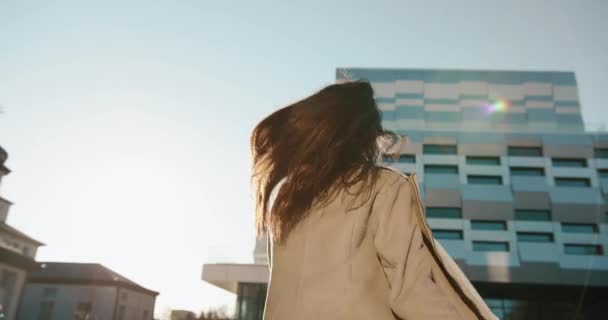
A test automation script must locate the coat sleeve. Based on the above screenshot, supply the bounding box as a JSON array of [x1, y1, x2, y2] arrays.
[[373, 177, 465, 319]]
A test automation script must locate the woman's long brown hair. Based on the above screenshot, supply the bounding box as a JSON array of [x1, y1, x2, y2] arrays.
[[250, 80, 399, 243]]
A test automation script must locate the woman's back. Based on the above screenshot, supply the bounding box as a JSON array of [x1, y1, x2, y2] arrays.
[[263, 167, 468, 320]]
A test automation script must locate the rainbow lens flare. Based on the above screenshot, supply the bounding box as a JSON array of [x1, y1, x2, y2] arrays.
[[485, 99, 509, 113]]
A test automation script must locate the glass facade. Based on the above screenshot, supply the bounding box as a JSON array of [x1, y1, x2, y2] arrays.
[[477, 283, 605, 320], [210, 68, 608, 320], [236, 283, 267, 320], [483, 297, 596, 320]]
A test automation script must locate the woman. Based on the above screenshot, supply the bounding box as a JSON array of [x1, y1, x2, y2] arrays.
[[250, 80, 497, 319]]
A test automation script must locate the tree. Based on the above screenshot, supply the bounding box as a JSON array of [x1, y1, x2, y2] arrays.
[[196, 306, 231, 320]]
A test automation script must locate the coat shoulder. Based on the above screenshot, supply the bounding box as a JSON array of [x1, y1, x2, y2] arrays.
[[373, 165, 413, 196], [375, 165, 412, 184]]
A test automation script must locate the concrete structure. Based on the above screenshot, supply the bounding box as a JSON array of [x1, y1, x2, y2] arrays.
[[0, 146, 44, 320], [203, 68, 608, 319], [18, 262, 158, 320]]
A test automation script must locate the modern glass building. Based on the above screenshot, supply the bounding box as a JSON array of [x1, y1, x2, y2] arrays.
[[203, 68, 608, 320]]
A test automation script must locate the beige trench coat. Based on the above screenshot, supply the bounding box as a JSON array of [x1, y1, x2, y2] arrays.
[[264, 166, 498, 319]]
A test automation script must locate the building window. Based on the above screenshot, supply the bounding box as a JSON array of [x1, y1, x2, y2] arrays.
[[508, 146, 542, 157], [424, 164, 458, 174], [483, 298, 540, 320], [517, 232, 554, 242], [466, 156, 500, 166], [561, 223, 598, 233], [514, 209, 551, 221], [398, 154, 416, 163], [564, 244, 603, 255], [554, 177, 591, 187], [120, 291, 128, 301], [75, 302, 92, 320], [1, 270, 17, 318], [471, 220, 507, 231], [423, 144, 457, 155], [426, 207, 462, 219], [382, 154, 396, 162], [594, 148, 608, 159], [473, 241, 509, 252], [236, 283, 268, 320], [42, 287, 57, 297], [552, 158, 587, 168], [510, 167, 545, 176], [142, 310, 149, 320], [468, 175, 502, 185], [432, 229, 463, 240], [118, 305, 126, 320], [598, 169, 608, 178], [37, 301, 54, 320]]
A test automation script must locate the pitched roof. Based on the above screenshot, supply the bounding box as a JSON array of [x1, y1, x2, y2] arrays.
[[28, 262, 158, 296], [0, 222, 45, 246]]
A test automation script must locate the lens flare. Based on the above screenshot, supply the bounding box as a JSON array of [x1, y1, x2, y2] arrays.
[[485, 99, 509, 113]]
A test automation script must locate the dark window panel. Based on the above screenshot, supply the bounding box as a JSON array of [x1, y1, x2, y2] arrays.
[[426, 207, 462, 219], [517, 232, 554, 242], [564, 244, 603, 255], [466, 156, 500, 166], [594, 148, 608, 159], [381, 154, 398, 162], [561, 223, 597, 233], [514, 209, 551, 221], [510, 167, 545, 176], [424, 164, 458, 174], [398, 154, 416, 163], [468, 175, 503, 185], [552, 158, 587, 168], [508, 146, 542, 157], [471, 220, 507, 231], [473, 241, 510, 252], [554, 177, 591, 187], [432, 229, 463, 240], [423, 144, 457, 155]]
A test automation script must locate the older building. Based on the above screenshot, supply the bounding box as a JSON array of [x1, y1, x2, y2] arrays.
[[204, 68, 608, 319], [18, 262, 158, 320], [0, 146, 44, 320]]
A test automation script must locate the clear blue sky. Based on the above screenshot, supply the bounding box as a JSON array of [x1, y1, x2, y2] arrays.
[[1, 0, 607, 317]]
